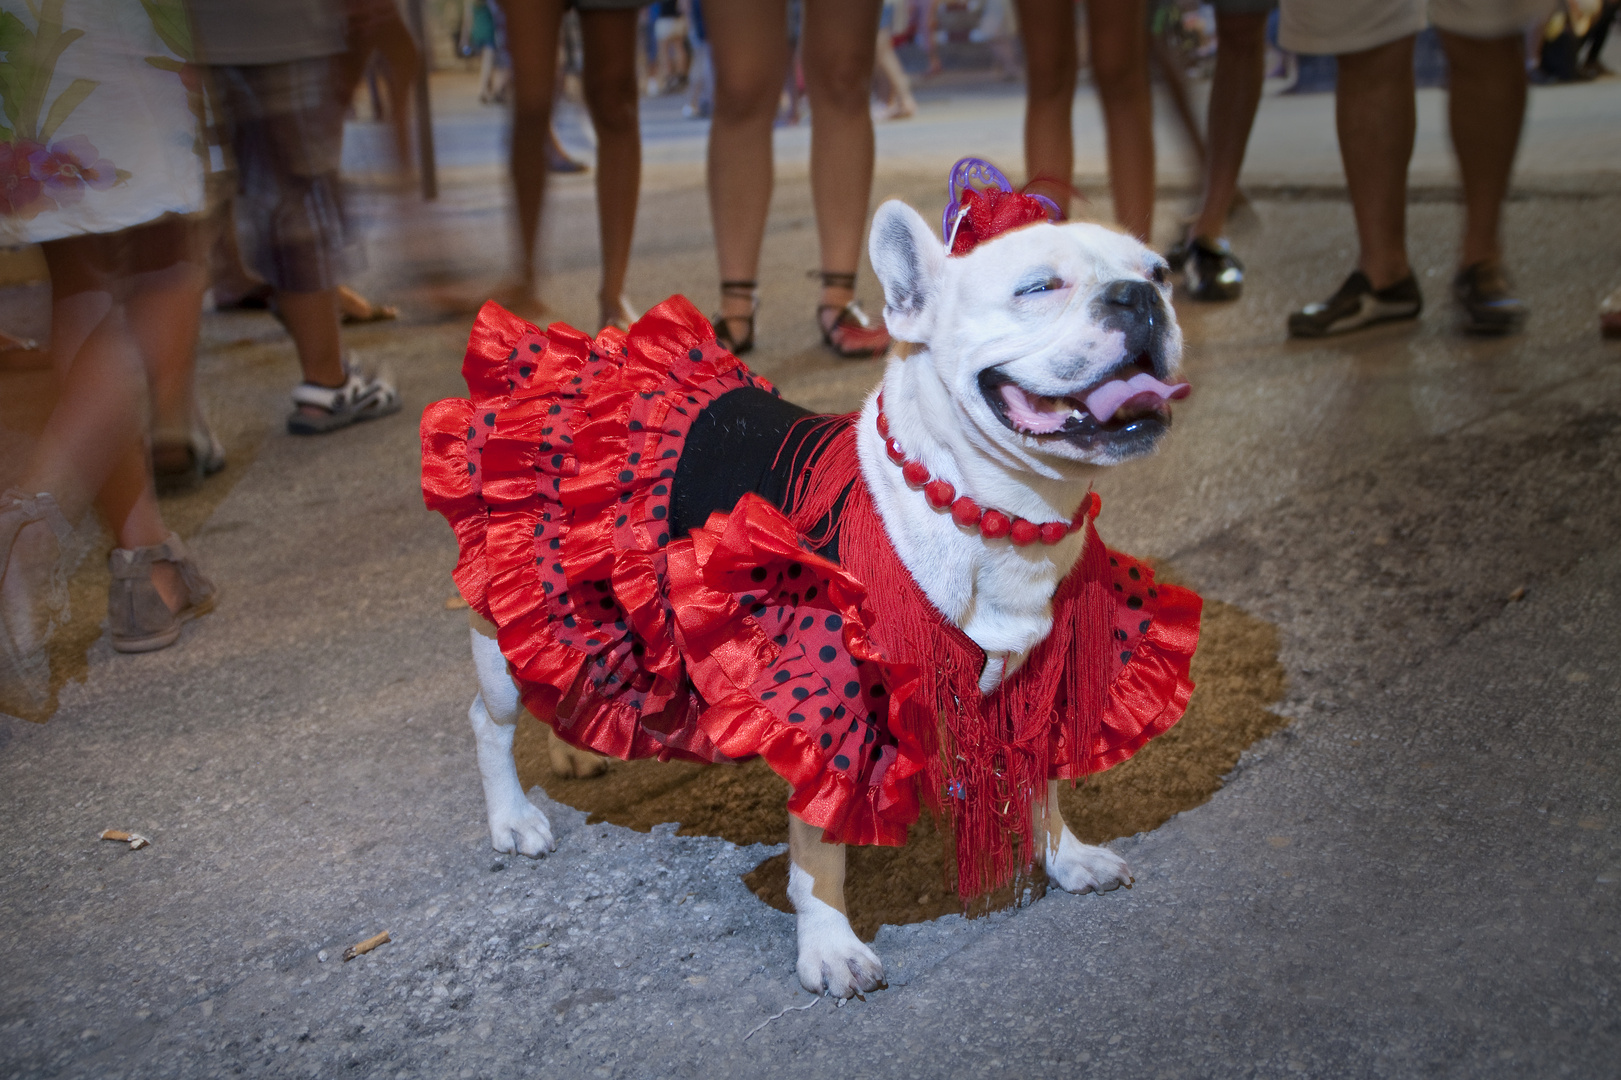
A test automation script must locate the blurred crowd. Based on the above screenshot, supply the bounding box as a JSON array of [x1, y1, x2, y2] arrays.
[[0, 0, 1617, 717]]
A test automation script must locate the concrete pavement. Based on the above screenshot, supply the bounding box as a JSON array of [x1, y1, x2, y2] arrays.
[[1, 67, 1619, 1079]]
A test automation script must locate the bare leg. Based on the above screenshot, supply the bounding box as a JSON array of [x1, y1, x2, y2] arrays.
[[1089, 0, 1155, 241], [787, 813, 883, 997], [801, 0, 882, 314], [580, 7, 643, 328], [1437, 30, 1525, 269], [1336, 35, 1415, 289], [1190, 11, 1268, 240], [1014, 0, 1078, 214], [705, 0, 789, 338], [874, 29, 916, 117], [275, 289, 346, 389], [504, 0, 568, 299]]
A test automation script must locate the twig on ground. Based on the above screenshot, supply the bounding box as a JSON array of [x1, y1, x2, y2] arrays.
[[342, 931, 391, 961], [743, 997, 820, 1041]]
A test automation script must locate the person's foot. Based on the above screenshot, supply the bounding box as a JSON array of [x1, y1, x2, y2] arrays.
[[287, 355, 401, 435], [337, 285, 399, 324], [152, 421, 227, 493], [547, 143, 588, 174], [1168, 235, 1245, 302], [1601, 285, 1621, 339], [1453, 260, 1527, 336], [106, 533, 216, 654], [599, 295, 638, 333], [818, 300, 890, 359], [1288, 271, 1422, 338]]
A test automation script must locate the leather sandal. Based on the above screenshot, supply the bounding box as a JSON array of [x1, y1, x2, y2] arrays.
[[107, 533, 216, 653], [816, 271, 890, 359], [711, 280, 757, 355]]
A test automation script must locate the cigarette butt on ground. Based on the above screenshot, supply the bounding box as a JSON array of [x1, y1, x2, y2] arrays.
[[100, 830, 150, 850], [444, 595, 469, 610], [342, 931, 391, 961]]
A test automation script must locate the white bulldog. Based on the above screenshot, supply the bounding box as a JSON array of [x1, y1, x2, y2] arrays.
[[462, 196, 1187, 999]]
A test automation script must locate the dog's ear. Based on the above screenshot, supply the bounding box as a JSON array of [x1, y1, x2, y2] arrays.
[[869, 200, 945, 343]]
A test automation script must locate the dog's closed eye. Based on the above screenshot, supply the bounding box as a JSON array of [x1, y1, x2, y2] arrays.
[[1149, 264, 1169, 286], [1014, 275, 1066, 297]]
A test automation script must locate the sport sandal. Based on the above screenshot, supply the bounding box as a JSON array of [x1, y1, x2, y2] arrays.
[[107, 533, 216, 654], [816, 271, 890, 359], [711, 280, 757, 355], [287, 355, 401, 435]]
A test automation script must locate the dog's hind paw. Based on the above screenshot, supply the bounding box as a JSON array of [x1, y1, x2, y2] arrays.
[[796, 916, 885, 999], [1045, 830, 1133, 895], [488, 799, 555, 858]]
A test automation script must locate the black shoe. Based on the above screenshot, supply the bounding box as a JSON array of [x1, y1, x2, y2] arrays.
[[1453, 260, 1527, 335], [1181, 236, 1244, 301], [1288, 271, 1422, 338]]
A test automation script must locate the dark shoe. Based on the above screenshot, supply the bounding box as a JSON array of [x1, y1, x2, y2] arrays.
[[1453, 260, 1527, 335], [1288, 271, 1422, 338], [711, 280, 757, 356], [1179, 236, 1244, 302], [107, 533, 216, 653], [1603, 286, 1621, 339]]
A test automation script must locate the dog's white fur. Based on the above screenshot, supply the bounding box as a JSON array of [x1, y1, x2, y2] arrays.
[[463, 201, 1181, 997]]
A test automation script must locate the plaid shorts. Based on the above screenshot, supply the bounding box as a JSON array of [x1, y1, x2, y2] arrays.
[[213, 56, 358, 293]]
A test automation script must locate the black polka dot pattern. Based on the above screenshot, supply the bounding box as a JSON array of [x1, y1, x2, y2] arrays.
[[1107, 550, 1160, 680]]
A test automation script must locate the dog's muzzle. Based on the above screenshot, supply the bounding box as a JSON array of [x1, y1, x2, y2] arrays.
[[979, 279, 1186, 454]]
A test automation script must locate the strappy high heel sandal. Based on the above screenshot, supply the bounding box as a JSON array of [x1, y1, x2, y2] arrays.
[[815, 271, 891, 359], [711, 280, 757, 356]]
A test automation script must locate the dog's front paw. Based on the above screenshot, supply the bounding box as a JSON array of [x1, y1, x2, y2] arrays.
[[548, 733, 609, 779], [487, 795, 555, 858], [796, 912, 884, 998], [1045, 829, 1133, 895]]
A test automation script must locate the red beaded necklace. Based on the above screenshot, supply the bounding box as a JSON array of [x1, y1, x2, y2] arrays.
[[875, 394, 1091, 546]]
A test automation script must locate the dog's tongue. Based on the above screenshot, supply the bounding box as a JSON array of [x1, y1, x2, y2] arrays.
[[1082, 372, 1190, 423], [998, 382, 1072, 434]]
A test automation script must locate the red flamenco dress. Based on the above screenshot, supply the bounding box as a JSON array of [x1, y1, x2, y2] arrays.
[[421, 296, 1201, 900]]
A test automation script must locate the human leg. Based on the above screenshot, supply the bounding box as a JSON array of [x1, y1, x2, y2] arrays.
[[704, 0, 790, 350], [1437, 28, 1528, 332], [1088, 0, 1155, 241], [1013, 0, 1078, 213], [1336, 35, 1416, 289], [580, 7, 644, 330], [802, 0, 889, 356], [1191, 11, 1268, 241], [503, 0, 568, 296]]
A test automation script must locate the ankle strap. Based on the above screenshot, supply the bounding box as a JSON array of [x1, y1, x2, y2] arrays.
[[814, 270, 857, 290], [719, 279, 757, 297]]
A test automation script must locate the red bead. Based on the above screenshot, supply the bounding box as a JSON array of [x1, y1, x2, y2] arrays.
[[1009, 518, 1040, 546], [1068, 518, 1086, 533], [885, 437, 907, 464], [923, 479, 956, 508], [875, 410, 890, 438], [979, 509, 1011, 538], [1040, 521, 1068, 545], [950, 497, 983, 527], [902, 459, 930, 486]]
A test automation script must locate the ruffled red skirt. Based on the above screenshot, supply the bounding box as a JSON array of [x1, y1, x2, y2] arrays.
[[422, 296, 1200, 869]]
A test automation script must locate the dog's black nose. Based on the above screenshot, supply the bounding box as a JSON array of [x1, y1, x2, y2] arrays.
[[1101, 279, 1159, 317]]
